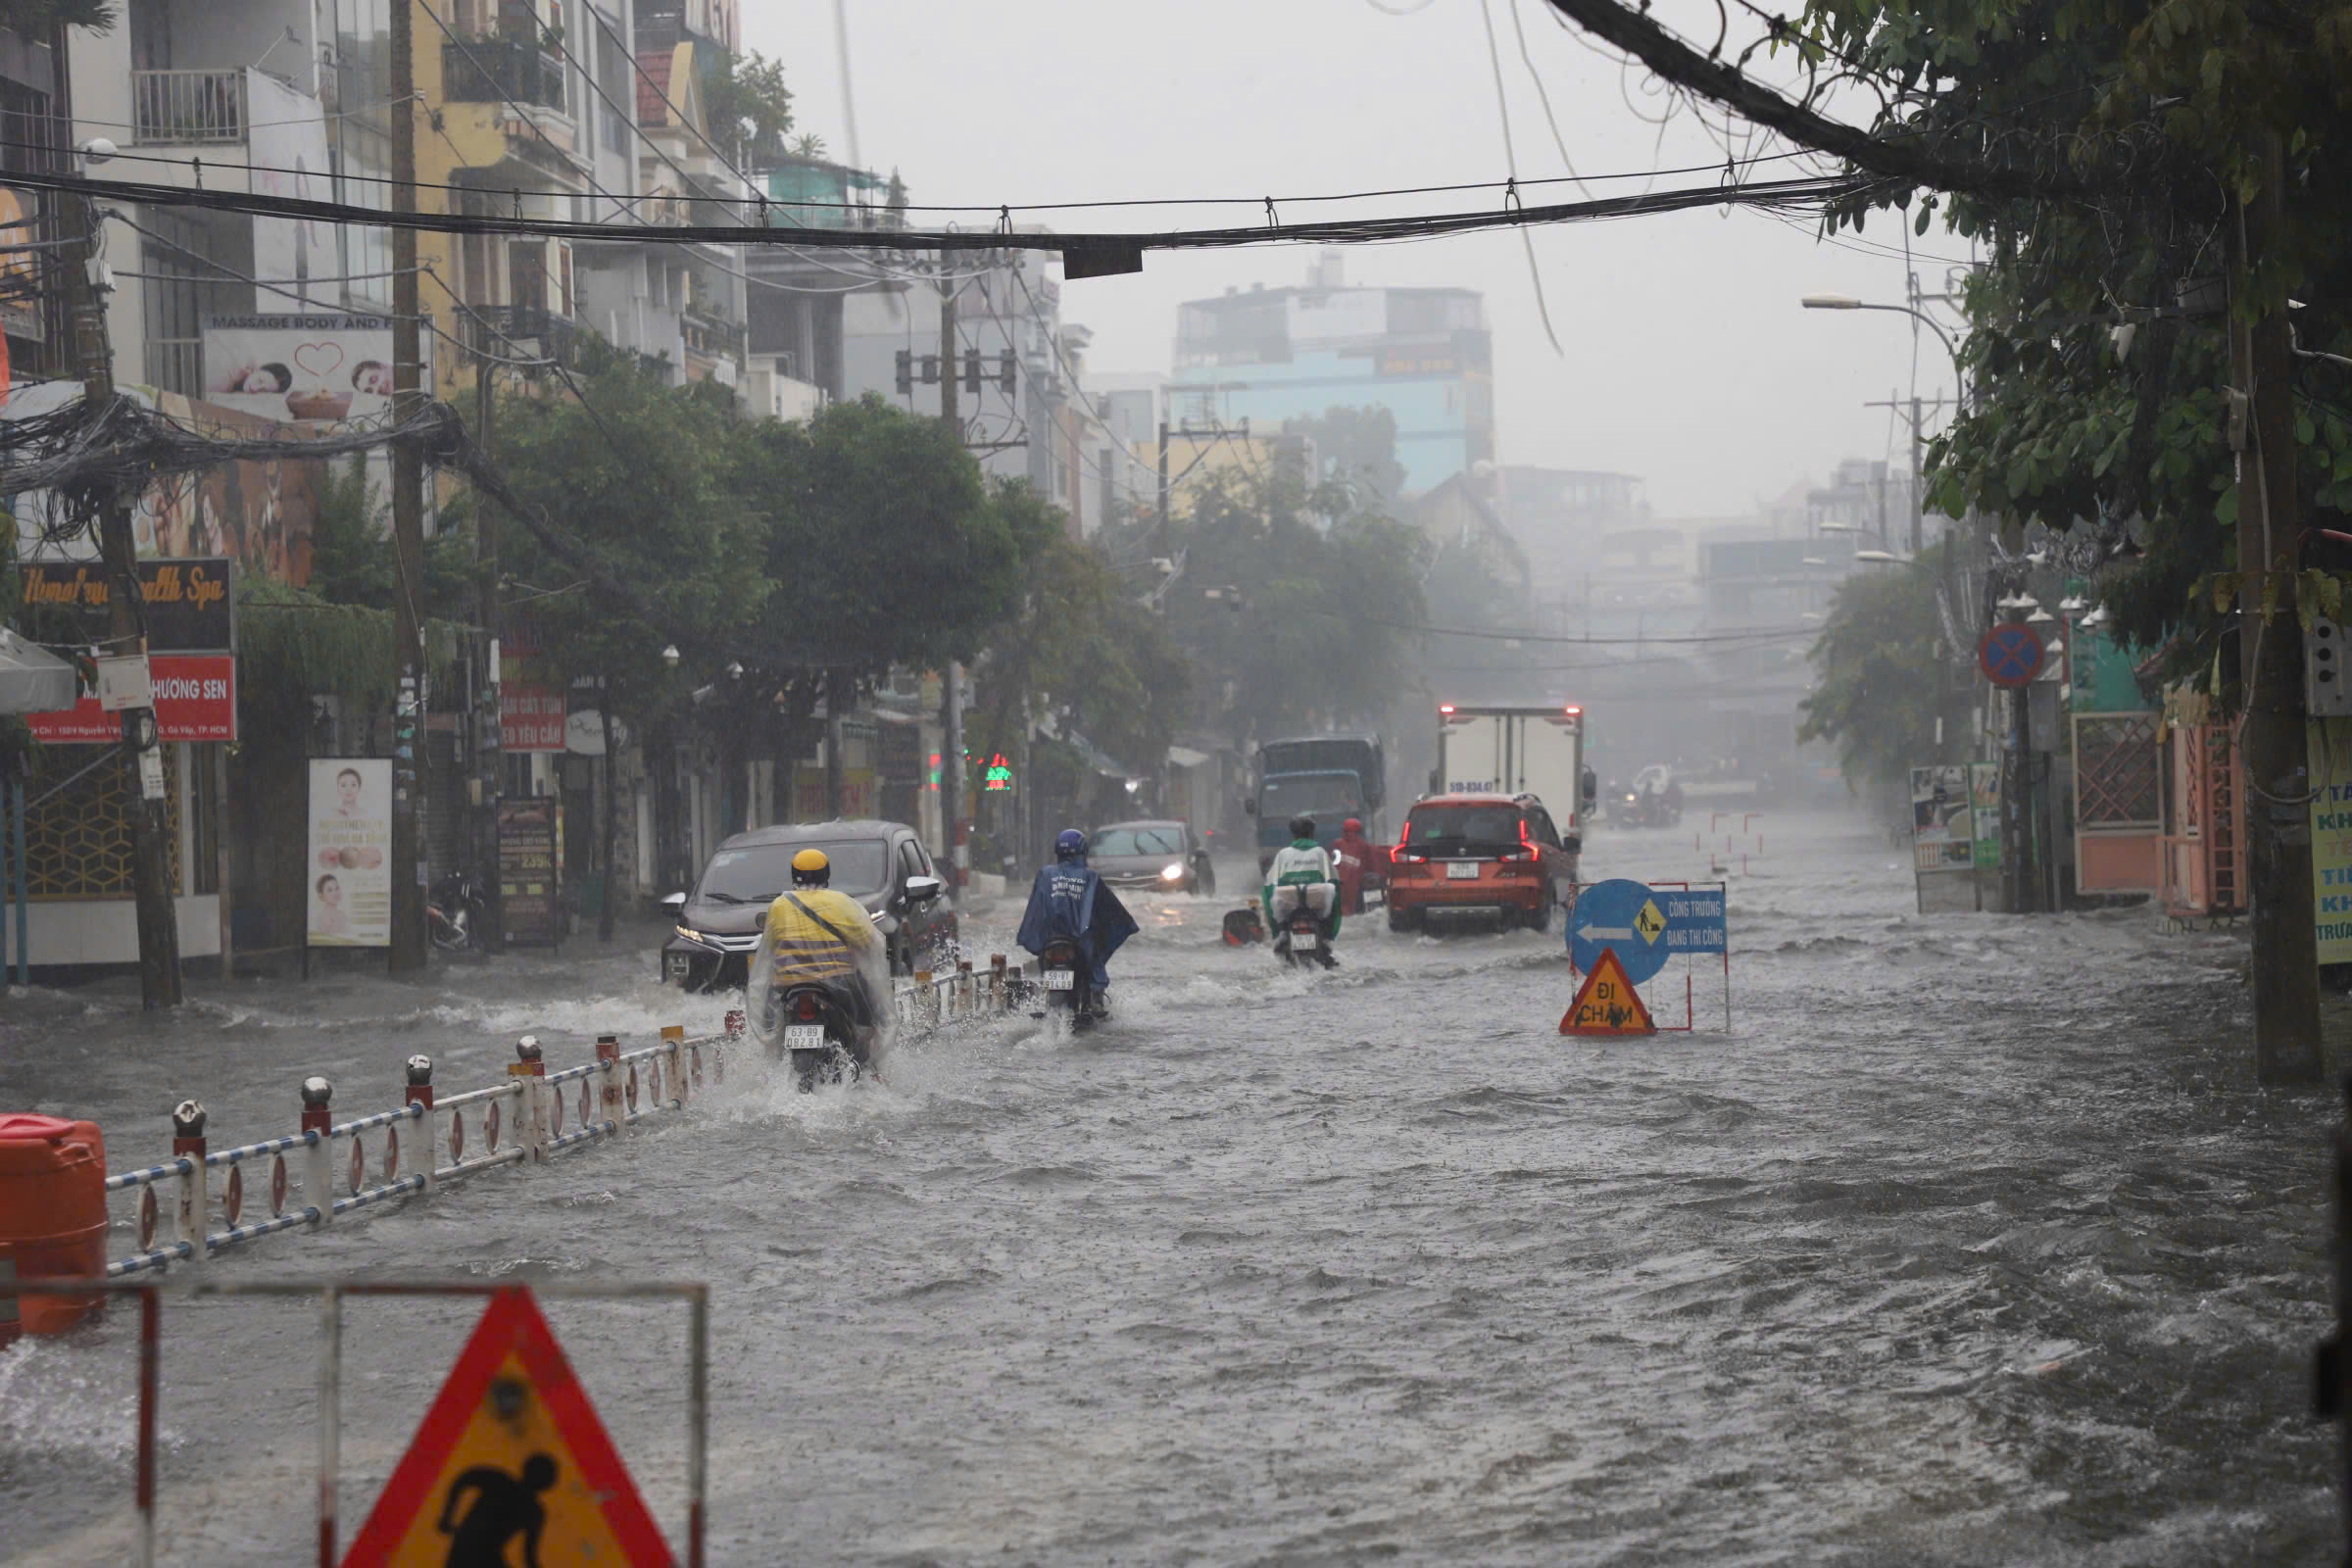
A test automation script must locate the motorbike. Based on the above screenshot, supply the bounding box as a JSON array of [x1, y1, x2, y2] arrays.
[[768, 982, 871, 1091], [1270, 885, 1339, 970], [427, 870, 489, 954], [1608, 791, 1682, 830], [1036, 936, 1101, 1029]]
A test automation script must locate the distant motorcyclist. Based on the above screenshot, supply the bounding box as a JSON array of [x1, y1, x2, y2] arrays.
[[1662, 776, 1686, 821], [1331, 815, 1385, 915], [1017, 828, 1139, 1013], [753, 848, 886, 1039], [1262, 814, 1340, 959]]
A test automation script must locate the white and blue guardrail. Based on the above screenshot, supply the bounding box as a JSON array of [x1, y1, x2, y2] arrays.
[[101, 955, 1034, 1276]]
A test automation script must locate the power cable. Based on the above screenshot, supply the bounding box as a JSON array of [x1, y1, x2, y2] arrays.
[[1477, 0, 1565, 355]]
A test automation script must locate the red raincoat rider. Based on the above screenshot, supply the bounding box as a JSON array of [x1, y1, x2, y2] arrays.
[[1331, 816, 1387, 915]]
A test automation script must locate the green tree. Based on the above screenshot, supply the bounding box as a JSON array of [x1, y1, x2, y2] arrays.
[[1793, 0, 2352, 683], [1796, 547, 1950, 806], [703, 49, 794, 169], [1107, 464, 1427, 743], [966, 486, 1192, 782], [0, 0, 113, 31], [1284, 406, 1408, 507]]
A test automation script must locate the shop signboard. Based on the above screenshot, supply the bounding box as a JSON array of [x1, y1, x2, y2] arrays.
[[307, 759, 391, 948], [25, 654, 235, 743], [499, 797, 562, 948], [20, 557, 233, 652], [502, 686, 567, 752]]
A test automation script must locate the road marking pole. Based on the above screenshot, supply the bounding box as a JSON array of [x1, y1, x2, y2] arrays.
[[170, 1100, 207, 1269]]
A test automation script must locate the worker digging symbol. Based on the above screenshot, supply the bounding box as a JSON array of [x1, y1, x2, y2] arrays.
[[437, 1453, 558, 1567]]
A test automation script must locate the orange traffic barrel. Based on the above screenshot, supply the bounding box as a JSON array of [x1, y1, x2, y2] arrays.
[[0, 1113, 109, 1345]]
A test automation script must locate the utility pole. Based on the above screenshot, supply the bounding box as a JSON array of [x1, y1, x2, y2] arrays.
[[64, 189, 180, 1006], [1156, 418, 1171, 563], [474, 363, 502, 948], [2230, 133, 2323, 1086], [1910, 393, 1924, 555], [939, 268, 967, 886], [387, 0, 427, 974]]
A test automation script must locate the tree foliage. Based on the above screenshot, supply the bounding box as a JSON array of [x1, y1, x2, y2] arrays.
[[966, 484, 1192, 774], [702, 48, 794, 170], [1800, 0, 2352, 687], [0, 0, 113, 33], [1103, 466, 1427, 744], [1796, 546, 1950, 799], [1284, 406, 1408, 508]]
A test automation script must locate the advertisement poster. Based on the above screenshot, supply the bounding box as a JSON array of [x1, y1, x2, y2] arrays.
[[1910, 764, 1974, 872], [4, 381, 321, 580], [202, 314, 401, 424], [1970, 761, 2003, 869], [308, 759, 391, 948], [244, 69, 335, 313], [498, 797, 562, 948], [2312, 719, 2352, 964], [27, 655, 235, 744], [500, 687, 566, 752]]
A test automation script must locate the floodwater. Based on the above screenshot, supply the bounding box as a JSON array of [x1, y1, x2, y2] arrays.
[[0, 808, 2344, 1563]]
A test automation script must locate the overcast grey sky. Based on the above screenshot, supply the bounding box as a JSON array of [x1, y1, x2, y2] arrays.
[[742, 0, 1972, 519]]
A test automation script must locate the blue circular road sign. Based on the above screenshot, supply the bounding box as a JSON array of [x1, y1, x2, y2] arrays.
[[1978, 623, 2044, 688], [1569, 877, 1671, 984]]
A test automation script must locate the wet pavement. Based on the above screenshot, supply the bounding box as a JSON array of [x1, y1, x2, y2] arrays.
[[0, 808, 2344, 1563]]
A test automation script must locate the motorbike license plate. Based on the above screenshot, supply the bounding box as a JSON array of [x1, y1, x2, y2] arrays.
[[783, 1025, 828, 1051], [1045, 968, 1077, 991], [1446, 861, 1482, 879], [1291, 932, 1318, 952]]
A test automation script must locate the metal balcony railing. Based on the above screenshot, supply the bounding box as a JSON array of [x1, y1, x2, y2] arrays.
[[462, 304, 580, 368], [439, 38, 565, 113], [131, 71, 247, 145]]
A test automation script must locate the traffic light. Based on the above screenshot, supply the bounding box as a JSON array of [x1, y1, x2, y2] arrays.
[[895, 349, 912, 395]]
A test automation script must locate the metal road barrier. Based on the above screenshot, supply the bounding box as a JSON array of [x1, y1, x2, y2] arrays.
[[97, 955, 1035, 1277]]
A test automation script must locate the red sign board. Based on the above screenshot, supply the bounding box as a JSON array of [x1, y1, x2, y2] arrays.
[[26, 654, 235, 744], [501, 685, 566, 752]]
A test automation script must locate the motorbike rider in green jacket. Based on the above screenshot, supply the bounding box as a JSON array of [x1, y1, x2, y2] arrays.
[[1262, 814, 1341, 960]]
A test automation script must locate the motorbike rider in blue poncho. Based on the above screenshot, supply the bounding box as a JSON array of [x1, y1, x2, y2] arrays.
[[1017, 828, 1140, 1012]]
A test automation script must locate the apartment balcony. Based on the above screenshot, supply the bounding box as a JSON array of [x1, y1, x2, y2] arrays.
[[460, 304, 581, 369], [131, 70, 248, 145], [440, 38, 565, 113]]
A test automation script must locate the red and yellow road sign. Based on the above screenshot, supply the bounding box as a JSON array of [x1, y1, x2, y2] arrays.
[[341, 1287, 673, 1566], [1559, 948, 1657, 1036]]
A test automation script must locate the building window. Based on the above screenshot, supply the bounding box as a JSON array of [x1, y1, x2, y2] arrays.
[[141, 211, 222, 397], [596, 21, 630, 156]]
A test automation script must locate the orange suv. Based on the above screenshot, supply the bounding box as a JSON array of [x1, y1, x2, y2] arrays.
[[1387, 793, 1575, 934]]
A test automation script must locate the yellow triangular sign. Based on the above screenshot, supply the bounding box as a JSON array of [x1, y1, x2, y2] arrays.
[[1559, 947, 1657, 1036], [341, 1287, 674, 1566]]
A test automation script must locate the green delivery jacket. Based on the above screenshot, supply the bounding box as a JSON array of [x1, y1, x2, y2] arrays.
[[1262, 836, 1341, 939]]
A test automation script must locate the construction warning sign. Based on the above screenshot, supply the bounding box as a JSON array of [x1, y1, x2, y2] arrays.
[[1559, 948, 1657, 1036], [341, 1288, 674, 1567]]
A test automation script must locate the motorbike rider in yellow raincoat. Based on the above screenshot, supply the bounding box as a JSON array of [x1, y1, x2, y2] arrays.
[[749, 848, 892, 1060]]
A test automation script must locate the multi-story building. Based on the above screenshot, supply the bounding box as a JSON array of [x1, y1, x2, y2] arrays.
[[1168, 252, 1492, 497]]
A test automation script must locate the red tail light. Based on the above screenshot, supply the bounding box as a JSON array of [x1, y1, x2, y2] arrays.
[[794, 992, 820, 1021]]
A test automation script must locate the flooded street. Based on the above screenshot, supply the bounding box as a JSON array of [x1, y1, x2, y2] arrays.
[[0, 808, 2343, 1563]]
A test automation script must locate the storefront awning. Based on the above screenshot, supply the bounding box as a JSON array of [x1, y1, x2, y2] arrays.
[[0, 631, 79, 714], [1166, 746, 1213, 768]]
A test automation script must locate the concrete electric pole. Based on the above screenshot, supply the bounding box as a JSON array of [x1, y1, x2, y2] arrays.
[[387, 0, 428, 974], [63, 181, 181, 1007], [2230, 133, 2323, 1086]]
